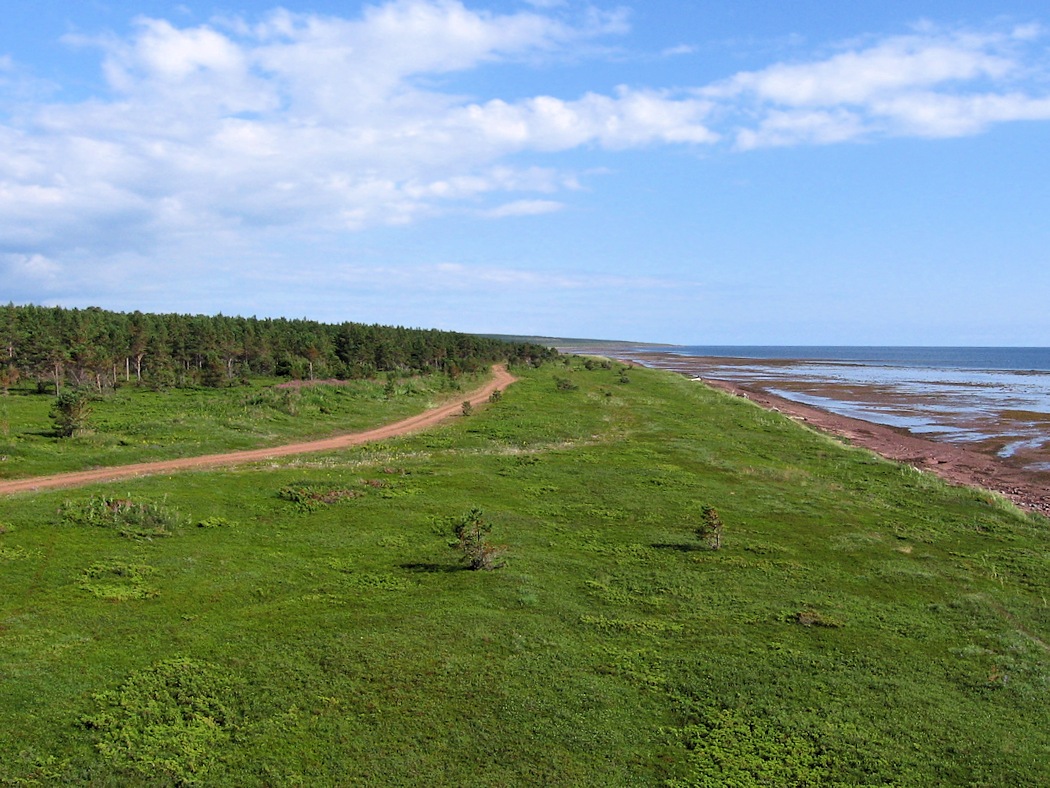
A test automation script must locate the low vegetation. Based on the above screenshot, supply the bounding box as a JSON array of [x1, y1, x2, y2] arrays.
[[1, 359, 1048, 785], [0, 369, 489, 479]]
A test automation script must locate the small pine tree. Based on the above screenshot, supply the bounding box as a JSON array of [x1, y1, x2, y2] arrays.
[[454, 508, 506, 570], [696, 505, 724, 550], [51, 388, 94, 437]]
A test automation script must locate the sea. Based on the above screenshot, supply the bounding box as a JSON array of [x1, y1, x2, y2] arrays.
[[615, 346, 1050, 472]]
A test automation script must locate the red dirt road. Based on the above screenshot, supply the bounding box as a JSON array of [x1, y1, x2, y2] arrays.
[[0, 365, 517, 496]]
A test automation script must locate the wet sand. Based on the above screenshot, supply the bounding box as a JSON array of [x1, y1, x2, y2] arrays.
[[592, 348, 1050, 517]]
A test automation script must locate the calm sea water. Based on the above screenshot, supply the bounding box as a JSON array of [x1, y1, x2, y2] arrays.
[[623, 346, 1050, 471], [660, 346, 1050, 372]]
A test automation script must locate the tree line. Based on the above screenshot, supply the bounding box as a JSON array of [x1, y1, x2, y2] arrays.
[[0, 304, 557, 394]]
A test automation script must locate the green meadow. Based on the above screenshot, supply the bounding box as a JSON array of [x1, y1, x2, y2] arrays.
[[1, 361, 1048, 785], [0, 372, 484, 479]]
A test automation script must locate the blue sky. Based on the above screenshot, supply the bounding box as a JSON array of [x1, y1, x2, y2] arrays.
[[3, 1, 1049, 344]]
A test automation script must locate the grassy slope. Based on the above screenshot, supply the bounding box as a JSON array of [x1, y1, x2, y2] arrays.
[[0, 361, 1048, 785], [0, 373, 484, 479]]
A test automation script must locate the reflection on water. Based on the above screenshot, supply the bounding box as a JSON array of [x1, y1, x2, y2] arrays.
[[613, 348, 1050, 472]]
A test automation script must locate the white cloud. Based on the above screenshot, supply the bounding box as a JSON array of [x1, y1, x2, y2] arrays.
[[0, 0, 710, 267], [713, 24, 1050, 147], [2, 5, 1050, 310], [3, 252, 62, 281], [483, 199, 564, 218], [455, 88, 716, 152]]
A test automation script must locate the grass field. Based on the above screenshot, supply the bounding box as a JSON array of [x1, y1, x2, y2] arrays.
[[0, 372, 483, 479], [1, 361, 1048, 785]]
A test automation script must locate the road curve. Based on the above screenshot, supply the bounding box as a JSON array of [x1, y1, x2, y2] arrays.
[[0, 365, 518, 496]]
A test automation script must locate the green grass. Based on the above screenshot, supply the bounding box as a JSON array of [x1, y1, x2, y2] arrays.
[[1, 361, 1048, 785], [0, 372, 482, 479]]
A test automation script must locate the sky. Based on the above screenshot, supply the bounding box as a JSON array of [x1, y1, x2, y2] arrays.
[[2, 1, 1049, 345]]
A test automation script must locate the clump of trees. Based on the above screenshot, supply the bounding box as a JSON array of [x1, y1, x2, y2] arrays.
[[0, 303, 558, 394]]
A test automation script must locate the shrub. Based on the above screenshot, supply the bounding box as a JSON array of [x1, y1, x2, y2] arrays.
[[488, 388, 503, 403], [50, 388, 95, 437], [79, 562, 159, 601], [791, 609, 844, 628], [197, 516, 235, 528], [277, 482, 359, 512], [453, 508, 507, 570], [461, 400, 473, 416], [553, 375, 578, 392], [60, 496, 182, 539], [695, 505, 724, 550], [81, 657, 244, 783]]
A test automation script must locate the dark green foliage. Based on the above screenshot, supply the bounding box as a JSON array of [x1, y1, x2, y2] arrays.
[[666, 707, 833, 787], [453, 507, 506, 570], [461, 400, 473, 416], [50, 387, 94, 437], [59, 496, 182, 539], [488, 388, 503, 403], [0, 303, 558, 393]]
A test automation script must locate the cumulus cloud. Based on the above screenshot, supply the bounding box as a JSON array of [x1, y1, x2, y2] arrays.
[[711, 24, 1050, 148], [1, 0, 714, 269], [2, 3, 1050, 310]]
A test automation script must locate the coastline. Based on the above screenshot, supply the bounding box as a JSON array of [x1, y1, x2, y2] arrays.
[[702, 375, 1050, 516], [584, 347, 1050, 516]]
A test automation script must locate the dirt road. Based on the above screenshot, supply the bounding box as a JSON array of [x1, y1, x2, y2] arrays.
[[0, 365, 517, 496]]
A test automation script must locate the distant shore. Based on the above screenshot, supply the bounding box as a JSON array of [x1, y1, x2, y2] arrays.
[[565, 345, 1050, 516]]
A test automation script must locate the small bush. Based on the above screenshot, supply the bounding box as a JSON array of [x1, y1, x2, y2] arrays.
[[277, 482, 359, 512], [695, 505, 724, 550], [488, 389, 503, 403], [461, 400, 473, 416], [553, 375, 578, 392], [197, 516, 235, 528], [82, 657, 244, 783], [791, 609, 844, 628], [60, 496, 182, 539], [50, 388, 95, 437], [79, 562, 159, 601], [453, 508, 507, 570]]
